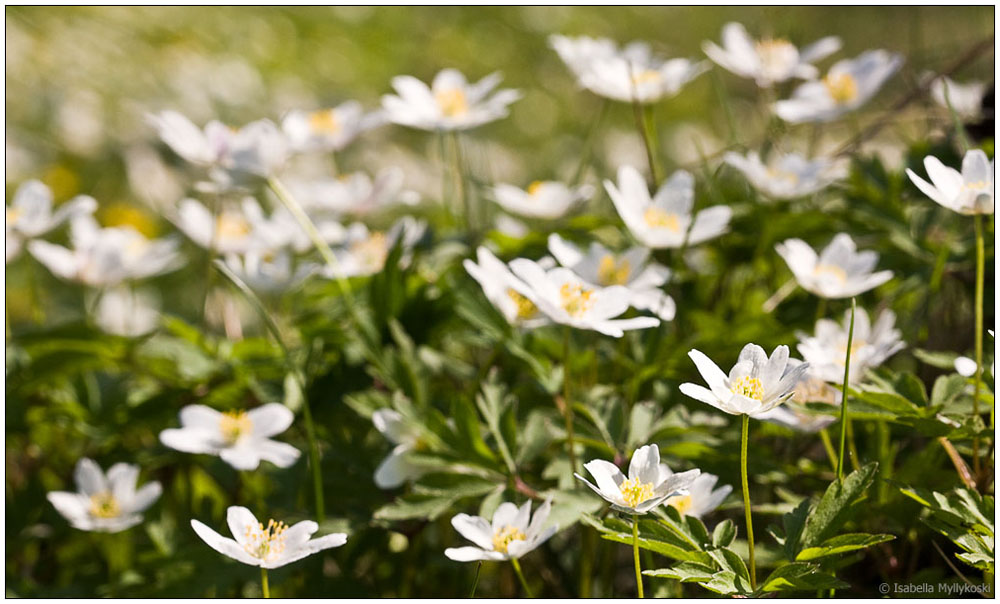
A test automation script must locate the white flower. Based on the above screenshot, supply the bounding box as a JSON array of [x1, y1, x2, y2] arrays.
[[372, 409, 427, 489], [507, 257, 660, 338], [954, 356, 978, 378], [381, 69, 521, 131], [548, 233, 675, 321], [798, 308, 904, 384], [191, 506, 346, 569], [605, 165, 731, 249], [94, 286, 160, 337], [905, 149, 994, 215], [286, 168, 410, 217], [703, 22, 841, 87], [28, 214, 182, 287], [159, 403, 301, 471], [321, 217, 425, 279], [175, 197, 275, 255], [723, 151, 847, 200], [281, 101, 383, 153], [6, 180, 97, 263], [47, 458, 161, 533], [680, 343, 808, 417], [661, 464, 731, 518], [550, 34, 706, 104], [463, 246, 550, 328], [756, 359, 840, 433], [576, 444, 700, 514], [224, 250, 317, 293], [445, 499, 558, 562], [929, 76, 988, 120], [490, 181, 594, 220], [774, 50, 903, 123], [775, 233, 893, 299]]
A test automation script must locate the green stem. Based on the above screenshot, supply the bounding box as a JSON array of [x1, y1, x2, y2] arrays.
[[469, 561, 482, 598], [818, 428, 838, 473], [633, 514, 644, 598], [579, 526, 595, 598], [741, 414, 757, 590], [450, 131, 471, 234], [261, 567, 270, 599], [571, 99, 609, 186], [837, 298, 856, 481], [815, 297, 827, 322], [510, 558, 534, 598], [562, 327, 578, 475], [631, 98, 659, 185], [972, 214, 984, 477]]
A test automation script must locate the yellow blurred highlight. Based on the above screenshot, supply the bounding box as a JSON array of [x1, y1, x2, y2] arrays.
[[99, 202, 160, 237]]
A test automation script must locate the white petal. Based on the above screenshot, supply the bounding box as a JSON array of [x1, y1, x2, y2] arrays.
[[191, 519, 260, 566], [256, 440, 301, 468], [628, 444, 661, 484], [247, 403, 295, 438], [74, 458, 107, 496], [451, 513, 495, 550], [445, 546, 500, 562]]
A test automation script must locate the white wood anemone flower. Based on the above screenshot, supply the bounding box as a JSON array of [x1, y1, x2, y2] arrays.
[[550, 34, 706, 104], [47, 458, 162, 533], [680, 344, 809, 417], [321, 217, 426, 279], [381, 68, 521, 132], [929, 76, 988, 120], [703, 22, 841, 87], [445, 499, 559, 562], [191, 506, 347, 569], [507, 257, 660, 338], [175, 197, 276, 255], [756, 359, 840, 433], [285, 167, 412, 218], [723, 150, 847, 200], [775, 233, 893, 299], [224, 250, 318, 294], [774, 50, 903, 123], [905, 149, 994, 216], [490, 181, 594, 220], [661, 463, 732, 519], [576, 444, 700, 514], [281, 101, 384, 153], [548, 233, 675, 321], [372, 408, 427, 489], [94, 286, 161, 337], [464, 246, 551, 329], [28, 214, 182, 287], [6, 180, 97, 263], [605, 165, 731, 249], [159, 403, 301, 471], [798, 307, 905, 385]]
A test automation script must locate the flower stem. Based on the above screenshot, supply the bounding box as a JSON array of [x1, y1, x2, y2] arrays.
[[469, 561, 482, 598], [740, 414, 757, 591], [837, 297, 856, 481], [632, 514, 645, 598], [510, 558, 534, 598], [450, 131, 471, 235], [818, 428, 838, 473], [972, 214, 985, 478], [631, 98, 659, 185], [562, 327, 578, 476], [571, 99, 609, 186], [261, 567, 270, 599]]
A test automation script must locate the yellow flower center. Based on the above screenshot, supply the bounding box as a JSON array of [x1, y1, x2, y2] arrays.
[[308, 110, 340, 136], [731, 376, 765, 401], [964, 180, 990, 191], [837, 338, 867, 362], [813, 263, 848, 284], [89, 491, 120, 519], [766, 167, 800, 184], [559, 282, 595, 318], [219, 410, 253, 445], [755, 38, 795, 71], [215, 212, 252, 243], [794, 377, 838, 405], [642, 207, 681, 232], [350, 232, 389, 272], [491, 525, 527, 554], [6, 207, 23, 225], [667, 494, 694, 516], [824, 73, 858, 105], [597, 255, 631, 286], [506, 288, 538, 320], [620, 476, 656, 508], [101, 203, 158, 237], [435, 87, 469, 117], [243, 518, 289, 560], [527, 181, 545, 196], [631, 69, 662, 85]]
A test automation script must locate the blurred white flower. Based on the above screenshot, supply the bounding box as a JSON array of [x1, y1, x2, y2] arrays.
[[490, 181, 593, 219], [28, 214, 181, 287], [507, 257, 660, 337], [775, 233, 893, 299], [548, 233, 675, 321], [445, 499, 558, 562], [382, 69, 521, 131], [322, 217, 425, 279], [372, 408, 427, 489], [282, 101, 384, 153], [905, 149, 994, 215], [175, 197, 274, 255], [224, 250, 317, 293], [929, 76, 988, 120], [798, 308, 904, 384], [756, 358, 841, 433], [550, 34, 706, 104], [191, 506, 346, 569], [723, 151, 847, 200], [286, 167, 411, 217], [576, 444, 700, 514], [6, 181, 97, 263], [159, 403, 301, 471], [464, 246, 550, 328], [661, 464, 731, 518], [703, 22, 841, 87], [775, 50, 903, 123], [47, 458, 161, 533], [94, 286, 160, 337], [605, 165, 731, 249], [954, 355, 978, 378], [680, 344, 808, 416]]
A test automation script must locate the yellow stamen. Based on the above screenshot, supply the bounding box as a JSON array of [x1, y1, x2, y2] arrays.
[[435, 88, 468, 117], [308, 110, 340, 136], [219, 410, 253, 445], [597, 255, 631, 286], [813, 263, 848, 284], [642, 207, 681, 232], [527, 181, 545, 196], [6, 207, 23, 225], [631, 69, 662, 85], [89, 491, 120, 519], [215, 212, 252, 243], [731, 376, 765, 401], [506, 288, 538, 320], [620, 476, 656, 508], [243, 518, 289, 560], [964, 180, 990, 190], [491, 525, 527, 554], [350, 232, 389, 272], [667, 494, 694, 516], [559, 282, 595, 318], [824, 72, 858, 105], [100, 203, 158, 237], [766, 167, 800, 185]]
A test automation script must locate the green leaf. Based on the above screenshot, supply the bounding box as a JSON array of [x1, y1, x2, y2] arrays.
[[410, 473, 500, 499], [796, 533, 895, 561], [759, 562, 849, 593], [712, 519, 736, 548], [643, 562, 716, 583], [798, 462, 878, 551], [374, 494, 457, 521]]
